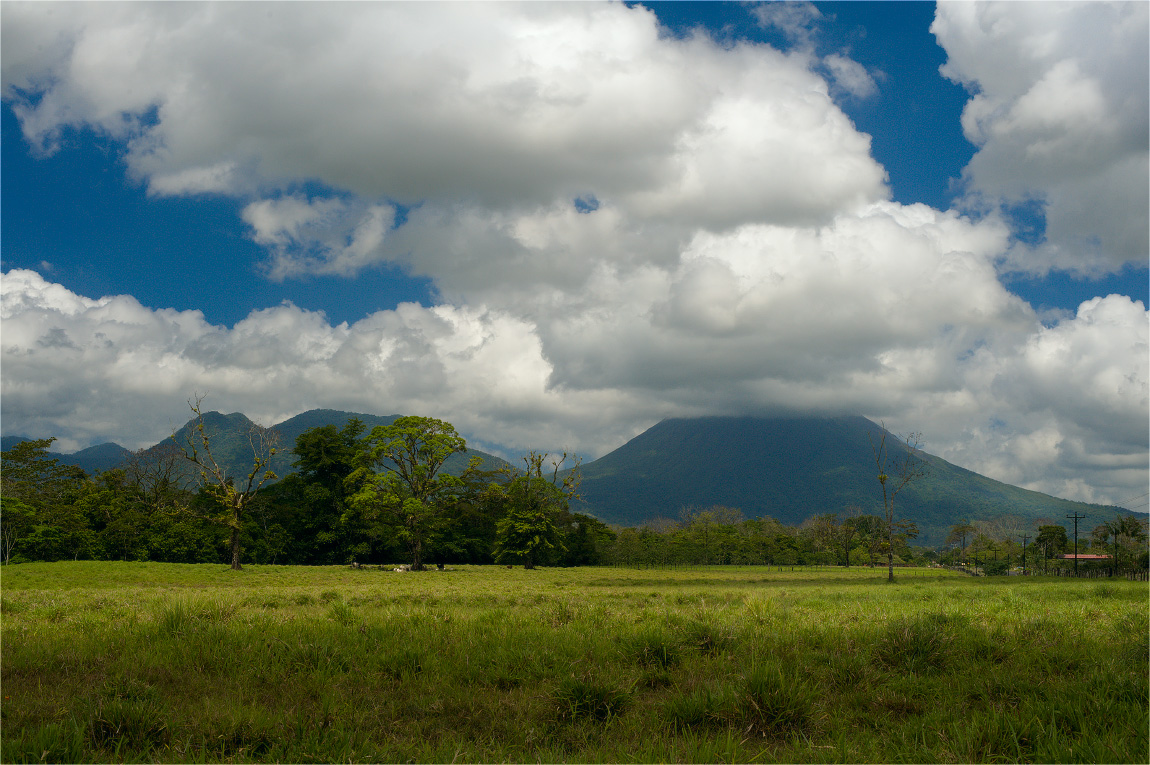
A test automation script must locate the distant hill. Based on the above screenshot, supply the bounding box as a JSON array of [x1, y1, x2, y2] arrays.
[[3, 410, 510, 480], [5, 413, 1129, 545], [168, 409, 510, 480], [1, 436, 132, 474], [571, 415, 1122, 545]]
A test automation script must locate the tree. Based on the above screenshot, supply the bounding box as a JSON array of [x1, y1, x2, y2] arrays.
[[174, 396, 279, 570], [849, 514, 886, 567], [1035, 524, 1068, 574], [870, 424, 928, 581], [809, 507, 864, 567], [1, 438, 90, 562], [289, 419, 366, 563], [947, 520, 976, 565], [124, 441, 195, 516], [1107, 515, 1149, 574], [807, 513, 841, 565], [836, 506, 864, 568], [492, 452, 580, 569], [436, 459, 508, 564], [346, 416, 467, 571]]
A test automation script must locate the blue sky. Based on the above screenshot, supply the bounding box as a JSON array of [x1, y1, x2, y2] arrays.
[[1, 1, 1147, 508]]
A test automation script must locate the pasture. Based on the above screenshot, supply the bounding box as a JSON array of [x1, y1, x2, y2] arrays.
[[1, 562, 1146, 763]]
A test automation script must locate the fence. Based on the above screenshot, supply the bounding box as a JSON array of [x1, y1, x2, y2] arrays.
[[610, 561, 1149, 580], [1049, 567, 1149, 581]]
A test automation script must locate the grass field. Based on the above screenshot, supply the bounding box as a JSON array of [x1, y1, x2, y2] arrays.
[[1, 562, 1146, 763]]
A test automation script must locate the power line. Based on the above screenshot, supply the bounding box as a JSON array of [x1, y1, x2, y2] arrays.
[[1113, 492, 1149, 506]]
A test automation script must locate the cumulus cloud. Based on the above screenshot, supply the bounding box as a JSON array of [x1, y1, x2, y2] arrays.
[[1, 2, 1146, 506], [0, 268, 637, 456], [241, 195, 397, 279], [1, 0, 886, 237], [5, 228, 1146, 504], [933, 1, 1149, 273]]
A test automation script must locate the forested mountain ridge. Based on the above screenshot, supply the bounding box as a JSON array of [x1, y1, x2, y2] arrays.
[[4, 413, 1129, 548], [572, 415, 1123, 545], [0, 437, 132, 474], [3, 409, 512, 480]]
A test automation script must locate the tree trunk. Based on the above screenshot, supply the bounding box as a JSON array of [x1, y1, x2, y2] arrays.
[[411, 537, 424, 571], [229, 527, 242, 571]]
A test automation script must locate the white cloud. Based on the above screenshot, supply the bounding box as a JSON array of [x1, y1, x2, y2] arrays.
[[751, 2, 824, 46], [4, 207, 1146, 504], [1, 0, 887, 240], [240, 195, 396, 279], [823, 54, 878, 99], [933, 1, 1149, 273], [1, 2, 1145, 506]]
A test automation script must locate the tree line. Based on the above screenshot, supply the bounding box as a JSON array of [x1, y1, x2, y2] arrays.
[[2, 406, 1146, 574], [940, 516, 1149, 575]]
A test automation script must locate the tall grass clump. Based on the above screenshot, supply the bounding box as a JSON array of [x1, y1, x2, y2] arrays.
[[554, 676, 630, 721], [740, 664, 819, 739], [872, 611, 967, 674]]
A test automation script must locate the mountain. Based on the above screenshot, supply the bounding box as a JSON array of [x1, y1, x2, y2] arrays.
[[1, 435, 132, 475], [3, 410, 510, 480], [571, 415, 1120, 545], [59, 442, 134, 473], [168, 409, 511, 480]]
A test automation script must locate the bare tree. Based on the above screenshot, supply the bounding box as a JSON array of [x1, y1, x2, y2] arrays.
[[124, 441, 195, 516], [870, 423, 928, 582], [174, 395, 279, 570]]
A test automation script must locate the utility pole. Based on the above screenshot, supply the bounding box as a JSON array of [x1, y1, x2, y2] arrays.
[[1067, 512, 1086, 577], [1020, 534, 1030, 576]]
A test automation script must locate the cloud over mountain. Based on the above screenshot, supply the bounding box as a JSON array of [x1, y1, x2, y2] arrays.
[[1, 1, 1146, 507]]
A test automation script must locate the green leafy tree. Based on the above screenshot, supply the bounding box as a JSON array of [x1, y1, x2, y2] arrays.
[[0, 497, 35, 563], [1035, 524, 1068, 573], [555, 511, 615, 566], [835, 507, 864, 568], [78, 469, 144, 561], [808, 510, 863, 567], [288, 419, 366, 563], [346, 416, 467, 571], [174, 396, 279, 570], [1, 438, 91, 562], [850, 513, 886, 567], [436, 459, 506, 564], [1106, 515, 1149, 574], [492, 452, 579, 569]]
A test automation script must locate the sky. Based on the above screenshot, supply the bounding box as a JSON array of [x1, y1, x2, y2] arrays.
[[1, 1, 1147, 511]]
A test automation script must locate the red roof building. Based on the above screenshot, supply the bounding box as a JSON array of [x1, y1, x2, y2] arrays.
[[1058, 554, 1112, 560]]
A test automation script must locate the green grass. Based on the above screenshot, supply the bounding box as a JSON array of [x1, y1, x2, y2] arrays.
[[1, 562, 1146, 762]]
